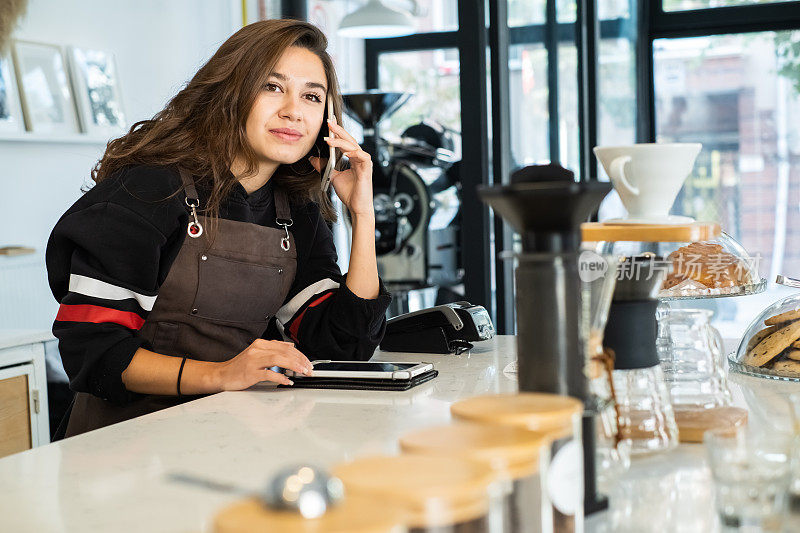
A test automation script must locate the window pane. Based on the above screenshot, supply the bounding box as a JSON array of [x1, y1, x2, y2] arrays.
[[599, 0, 631, 19], [597, 37, 637, 219], [598, 38, 636, 151], [511, 37, 635, 179], [509, 0, 629, 27], [508, 0, 546, 26], [396, 0, 458, 32], [556, 39, 636, 179], [555, 0, 632, 24], [378, 49, 461, 158], [509, 43, 550, 166], [654, 31, 800, 333], [664, 0, 796, 11], [558, 44, 580, 172]]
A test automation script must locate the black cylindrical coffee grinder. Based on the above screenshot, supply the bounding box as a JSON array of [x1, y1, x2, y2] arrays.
[[478, 164, 612, 515]]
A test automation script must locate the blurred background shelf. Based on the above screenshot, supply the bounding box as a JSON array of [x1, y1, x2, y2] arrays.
[[0, 133, 110, 144]]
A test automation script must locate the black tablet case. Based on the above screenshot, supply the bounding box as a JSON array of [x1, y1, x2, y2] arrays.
[[279, 369, 439, 391]]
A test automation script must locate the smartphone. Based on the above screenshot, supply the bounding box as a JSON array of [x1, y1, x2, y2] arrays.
[[320, 94, 336, 193], [285, 360, 434, 380]]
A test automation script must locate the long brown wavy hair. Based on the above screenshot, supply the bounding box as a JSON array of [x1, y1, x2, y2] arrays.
[[92, 19, 343, 224]]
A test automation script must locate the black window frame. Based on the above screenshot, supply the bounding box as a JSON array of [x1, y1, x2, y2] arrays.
[[637, 1, 800, 143], [362, 1, 630, 332]]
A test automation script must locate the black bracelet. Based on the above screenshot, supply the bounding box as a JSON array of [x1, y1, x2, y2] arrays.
[[177, 357, 187, 397]]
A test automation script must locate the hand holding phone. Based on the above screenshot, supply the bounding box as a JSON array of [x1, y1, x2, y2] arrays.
[[320, 95, 336, 193]]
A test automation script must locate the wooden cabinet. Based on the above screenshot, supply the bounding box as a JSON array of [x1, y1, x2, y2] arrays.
[[0, 369, 33, 456], [0, 332, 51, 458]]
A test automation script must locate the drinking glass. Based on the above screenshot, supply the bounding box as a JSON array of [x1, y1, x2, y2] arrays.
[[785, 394, 800, 510], [613, 364, 679, 454], [704, 428, 791, 531]]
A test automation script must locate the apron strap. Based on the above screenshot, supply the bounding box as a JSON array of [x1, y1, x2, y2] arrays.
[[274, 187, 291, 221], [178, 168, 203, 238], [274, 187, 293, 251], [177, 167, 200, 204]]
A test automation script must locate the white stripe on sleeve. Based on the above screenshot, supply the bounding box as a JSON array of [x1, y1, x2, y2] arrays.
[[275, 278, 340, 340], [68, 274, 157, 312]]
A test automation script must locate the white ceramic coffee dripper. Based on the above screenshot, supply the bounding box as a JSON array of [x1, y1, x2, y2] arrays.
[[594, 143, 702, 225]]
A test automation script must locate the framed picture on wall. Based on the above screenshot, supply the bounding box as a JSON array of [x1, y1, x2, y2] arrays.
[[0, 53, 25, 134], [67, 46, 126, 136], [11, 40, 80, 135]]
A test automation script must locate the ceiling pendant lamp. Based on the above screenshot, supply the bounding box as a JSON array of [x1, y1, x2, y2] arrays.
[[338, 0, 415, 38]]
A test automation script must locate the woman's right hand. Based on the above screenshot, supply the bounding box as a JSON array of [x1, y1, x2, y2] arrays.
[[213, 339, 313, 390]]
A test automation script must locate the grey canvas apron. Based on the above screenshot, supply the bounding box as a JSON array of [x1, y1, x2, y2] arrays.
[[65, 169, 298, 437]]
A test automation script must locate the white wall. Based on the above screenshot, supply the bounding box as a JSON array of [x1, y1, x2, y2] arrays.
[[1, 0, 240, 248], [0, 0, 240, 328]]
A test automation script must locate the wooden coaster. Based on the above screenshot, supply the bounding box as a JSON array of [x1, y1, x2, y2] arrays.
[[581, 222, 721, 243], [674, 407, 748, 443], [214, 496, 402, 533]]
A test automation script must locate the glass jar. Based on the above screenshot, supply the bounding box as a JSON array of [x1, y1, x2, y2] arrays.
[[332, 455, 499, 533], [400, 422, 551, 533], [656, 307, 731, 408], [450, 393, 584, 533]]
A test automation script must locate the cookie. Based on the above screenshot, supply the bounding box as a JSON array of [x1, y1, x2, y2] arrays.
[[747, 326, 780, 353], [764, 308, 800, 326], [787, 350, 800, 361], [743, 320, 800, 367], [772, 359, 800, 374]]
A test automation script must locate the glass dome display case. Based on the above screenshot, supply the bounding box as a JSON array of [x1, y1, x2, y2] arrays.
[[581, 223, 766, 300], [729, 278, 800, 382]]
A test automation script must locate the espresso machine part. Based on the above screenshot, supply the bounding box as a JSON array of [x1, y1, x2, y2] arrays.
[[343, 92, 464, 316], [342, 91, 410, 188], [391, 120, 458, 167], [341, 90, 410, 134], [479, 164, 612, 517]]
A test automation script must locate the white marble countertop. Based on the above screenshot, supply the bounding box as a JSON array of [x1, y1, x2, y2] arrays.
[[0, 336, 516, 533], [0, 335, 798, 532]]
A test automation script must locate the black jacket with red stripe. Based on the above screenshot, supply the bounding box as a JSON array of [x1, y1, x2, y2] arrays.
[[46, 165, 391, 405]]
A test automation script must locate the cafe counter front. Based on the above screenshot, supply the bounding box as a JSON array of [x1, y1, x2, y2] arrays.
[[0, 335, 797, 532]]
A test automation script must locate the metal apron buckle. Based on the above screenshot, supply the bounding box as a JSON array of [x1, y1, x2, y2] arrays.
[[276, 218, 293, 251], [186, 197, 203, 238]]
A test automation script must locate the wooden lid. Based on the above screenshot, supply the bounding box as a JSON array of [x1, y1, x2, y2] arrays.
[[331, 455, 494, 527], [674, 406, 748, 443], [451, 393, 582, 438], [214, 495, 402, 533], [581, 221, 721, 243], [399, 422, 549, 479]]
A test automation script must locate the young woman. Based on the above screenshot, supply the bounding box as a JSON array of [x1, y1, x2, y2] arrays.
[[46, 19, 390, 437]]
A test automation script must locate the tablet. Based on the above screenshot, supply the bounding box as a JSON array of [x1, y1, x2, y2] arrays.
[[286, 360, 433, 380]]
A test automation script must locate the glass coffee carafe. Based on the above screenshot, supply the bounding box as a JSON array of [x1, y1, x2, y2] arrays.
[[657, 306, 731, 409], [604, 256, 679, 455]]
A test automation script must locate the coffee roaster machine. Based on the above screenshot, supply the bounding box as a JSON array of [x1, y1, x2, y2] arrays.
[[341, 91, 464, 316]]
